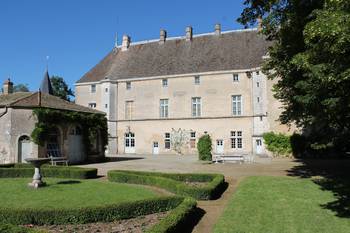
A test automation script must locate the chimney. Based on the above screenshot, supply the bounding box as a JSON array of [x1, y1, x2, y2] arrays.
[[185, 26, 193, 41], [159, 29, 167, 44], [257, 16, 263, 32], [122, 34, 130, 51], [215, 23, 221, 35], [3, 78, 13, 95]]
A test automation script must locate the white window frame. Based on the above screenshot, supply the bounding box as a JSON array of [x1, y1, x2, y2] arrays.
[[162, 78, 168, 87], [164, 133, 171, 149], [191, 97, 201, 117], [232, 95, 242, 116], [88, 102, 96, 108], [160, 99, 169, 118], [233, 74, 239, 82], [126, 82, 131, 90], [91, 84, 96, 93], [194, 76, 200, 85], [230, 131, 243, 149], [190, 131, 196, 148]]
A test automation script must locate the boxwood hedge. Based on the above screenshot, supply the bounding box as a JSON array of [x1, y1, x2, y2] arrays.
[[0, 196, 184, 225], [0, 223, 41, 233], [0, 164, 97, 179], [146, 197, 197, 233], [107, 170, 225, 200]]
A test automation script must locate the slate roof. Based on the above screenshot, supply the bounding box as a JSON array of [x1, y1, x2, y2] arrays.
[[77, 29, 271, 83], [0, 92, 104, 114], [40, 69, 54, 94]]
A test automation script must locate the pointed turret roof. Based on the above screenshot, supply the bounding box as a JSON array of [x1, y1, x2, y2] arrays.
[[40, 69, 53, 95]]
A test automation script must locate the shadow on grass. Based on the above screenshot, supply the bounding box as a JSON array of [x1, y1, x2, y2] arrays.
[[56, 180, 81, 185], [287, 158, 350, 218]]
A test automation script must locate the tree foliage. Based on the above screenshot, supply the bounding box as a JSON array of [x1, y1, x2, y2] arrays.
[[170, 128, 189, 155], [13, 84, 29, 92], [31, 108, 108, 154], [239, 0, 350, 154], [263, 132, 292, 157], [50, 76, 74, 101], [197, 134, 212, 161]]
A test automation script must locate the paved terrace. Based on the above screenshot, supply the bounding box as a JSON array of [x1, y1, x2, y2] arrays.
[[81, 154, 296, 178]]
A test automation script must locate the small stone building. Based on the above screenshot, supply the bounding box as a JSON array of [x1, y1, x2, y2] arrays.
[[0, 72, 106, 164]]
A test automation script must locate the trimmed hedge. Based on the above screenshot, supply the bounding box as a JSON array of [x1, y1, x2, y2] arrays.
[[0, 196, 184, 225], [0, 164, 97, 179], [0, 224, 41, 233], [146, 197, 197, 233], [197, 134, 213, 161], [108, 170, 225, 200]]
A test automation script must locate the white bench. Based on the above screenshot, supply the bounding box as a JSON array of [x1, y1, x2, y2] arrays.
[[48, 156, 68, 166], [213, 153, 254, 164]]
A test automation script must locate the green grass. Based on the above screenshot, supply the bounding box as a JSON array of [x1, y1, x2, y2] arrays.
[[0, 178, 158, 210], [214, 176, 350, 233]]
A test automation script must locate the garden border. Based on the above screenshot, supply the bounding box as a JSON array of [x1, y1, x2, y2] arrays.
[[0, 196, 185, 225], [0, 164, 97, 179], [107, 170, 226, 200]]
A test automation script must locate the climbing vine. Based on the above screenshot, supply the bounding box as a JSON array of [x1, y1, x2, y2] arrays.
[[31, 108, 108, 154]]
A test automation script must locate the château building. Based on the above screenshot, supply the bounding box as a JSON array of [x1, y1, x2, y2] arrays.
[[75, 24, 291, 156]]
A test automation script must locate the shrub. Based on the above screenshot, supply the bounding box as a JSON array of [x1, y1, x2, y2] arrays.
[[146, 197, 197, 233], [263, 132, 292, 157], [0, 223, 40, 233], [0, 196, 184, 225], [197, 134, 212, 161], [108, 170, 225, 200], [0, 164, 97, 179]]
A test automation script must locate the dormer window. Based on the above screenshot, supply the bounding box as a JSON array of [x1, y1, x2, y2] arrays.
[[194, 76, 200, 85], [126, 82, 131, 90], [233, 74, 239, 82], [162, 78, 168, 87]]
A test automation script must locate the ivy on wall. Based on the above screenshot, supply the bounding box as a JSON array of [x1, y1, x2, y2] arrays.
[[31, 108, 108, 154]]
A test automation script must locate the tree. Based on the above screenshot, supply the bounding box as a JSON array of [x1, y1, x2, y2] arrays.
[[13, 84, 29, 92], [50, 76, 74, 101], [239, 0, 350, 154], [170, 128, 189, 155], [197, 134, 212, 161]]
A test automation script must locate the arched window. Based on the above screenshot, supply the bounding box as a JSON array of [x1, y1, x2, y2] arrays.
[[47, 128, 61, 157]]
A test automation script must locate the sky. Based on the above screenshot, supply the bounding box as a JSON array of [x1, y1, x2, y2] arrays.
[[0, 0, 246, 92]]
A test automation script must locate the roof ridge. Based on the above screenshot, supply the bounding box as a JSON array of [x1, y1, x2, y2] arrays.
[[8, 92, 37, 107], [116, 28, 258, 48]]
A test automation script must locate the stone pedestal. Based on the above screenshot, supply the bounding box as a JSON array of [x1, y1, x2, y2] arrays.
[[25, 158, 50, 189]]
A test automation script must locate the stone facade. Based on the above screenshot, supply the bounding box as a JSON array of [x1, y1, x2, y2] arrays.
[[75, 27, 294, 156]]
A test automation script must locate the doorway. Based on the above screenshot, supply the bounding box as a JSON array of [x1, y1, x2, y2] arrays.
[[216, 139, 224, 154], [256, 139, 263, 154], [18, 136, 32, 163], [152, 142, 159, 155], [125, 132, 135, 154]]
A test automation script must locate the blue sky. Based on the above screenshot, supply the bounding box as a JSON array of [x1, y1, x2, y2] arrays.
[[0, 0, 245, 91]]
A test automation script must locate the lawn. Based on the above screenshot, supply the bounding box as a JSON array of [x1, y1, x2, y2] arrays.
[[0, 178, 158, 209], [214, 176, 350, 233]]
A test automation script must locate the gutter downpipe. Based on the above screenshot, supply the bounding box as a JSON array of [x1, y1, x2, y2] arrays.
[[0, 106, 8, 118]]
